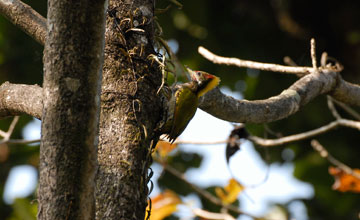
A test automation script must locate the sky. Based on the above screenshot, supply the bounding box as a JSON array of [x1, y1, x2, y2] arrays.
[[3, 87, 314, 219]]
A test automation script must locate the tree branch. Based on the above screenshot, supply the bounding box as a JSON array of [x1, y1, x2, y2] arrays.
[[0, 116, 19, 142], [310, 38, 317, 70], [199, 69, 338, 123], [0, 0, 46, 45], [198, 46, 315, 76], [192, 208, 236, 220], [331, 78, 360, 107], [198, 46, 360, 123], [0, 82, 42, 119], [2, 138, 40, 145], [248, 118, 360, 147], [311, 140, 360, 179], [328, 96, 360, 120]]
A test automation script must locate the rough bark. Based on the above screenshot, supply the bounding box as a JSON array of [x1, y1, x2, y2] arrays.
[[0, 0, 46, 45], [38, 0, 106, 219], [0, 82, 42, 119], [331, 76, 360, 107], [95, 0, 163, 219]]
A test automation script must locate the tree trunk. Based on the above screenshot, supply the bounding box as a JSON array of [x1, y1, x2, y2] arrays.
[[96, 0, 162, 219], [38, 0, 106, 219]]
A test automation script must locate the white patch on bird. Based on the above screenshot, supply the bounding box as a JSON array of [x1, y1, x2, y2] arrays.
[[64, 77, 80, 93]]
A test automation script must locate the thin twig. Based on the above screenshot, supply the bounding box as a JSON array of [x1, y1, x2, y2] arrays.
[[199, 46, 314, 75], [263, 124, 282, 138], [310, 38, 317, 70], [192, 208, 235, 220], [321, 52, 328, 67], [198, 46, 343, 76], [0, 116, 20, 140], [4, 139, 41, 145], [174, 139, 227, 145], [311, 140, 360, 179], [0, 130, 7, 138], [249, 119, 360, 147], [327, 96, 341, 120], [283, 56, 298, 67], [7, 116, 19, 137], [329, 97, 360, 121], [172, 118, 360, 148], [154, 159, 258, 219]]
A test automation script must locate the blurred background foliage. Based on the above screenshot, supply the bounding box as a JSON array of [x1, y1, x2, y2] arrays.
[[0, 0, 360, 219]]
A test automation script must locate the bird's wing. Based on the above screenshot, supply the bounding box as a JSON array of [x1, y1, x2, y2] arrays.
[[167, 86, 198, 143]]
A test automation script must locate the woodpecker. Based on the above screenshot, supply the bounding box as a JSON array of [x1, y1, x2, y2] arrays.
[[163, 68, 220, 143]]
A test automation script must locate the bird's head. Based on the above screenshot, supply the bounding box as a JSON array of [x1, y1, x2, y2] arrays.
[[187, 68, 220, 97]]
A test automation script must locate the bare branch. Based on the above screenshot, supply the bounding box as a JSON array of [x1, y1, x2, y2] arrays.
[[174, 139, 226, 145], [327, 96, 341, 120], [331, 78, 360, 106], [199, 70, 338, 123], [310, 38, 317, 70], [328, 96, 360, 120], [249, 119, 360, 147], [283, 56, 297, 66], [0, 82, 42, 119], [0, 0, 46, 45], [321, 52, 328, 67], [311, 140, 360, 179], [249, 121, 338, 147], [0, 116, 19, 142], [199, 46, 343, 75], [192, 208, 236, 220], [0, 128, 6, 138], [197, 46, 360, 122], [5, 116, 19, 137], [5, 138, 40, 144], [198, 46, 315, 76]]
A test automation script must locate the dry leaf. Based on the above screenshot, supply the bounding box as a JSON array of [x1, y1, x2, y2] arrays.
[[215, 178, 244, 204], [328, 166, 360, 193], [225, 125, 248, 163], [145, 190, 181, 220], [154, 141, 177, 158]]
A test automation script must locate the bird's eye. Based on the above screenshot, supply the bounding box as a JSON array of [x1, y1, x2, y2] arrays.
[[197, 71, 201, 76]]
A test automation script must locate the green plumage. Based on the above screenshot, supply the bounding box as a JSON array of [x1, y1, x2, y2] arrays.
[[166, 82, 198, 143], [162, 69, 220, 143]]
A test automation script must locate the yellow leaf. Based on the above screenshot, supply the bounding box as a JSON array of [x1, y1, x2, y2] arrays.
[[154, 141, 177, 158], [215, 178, 244, 204], [145, 190, 181, 220]]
